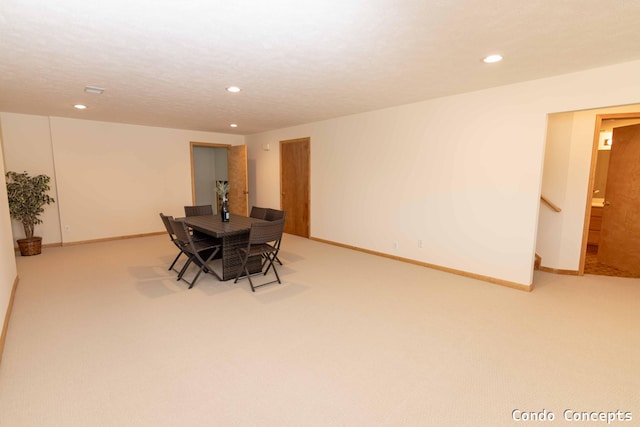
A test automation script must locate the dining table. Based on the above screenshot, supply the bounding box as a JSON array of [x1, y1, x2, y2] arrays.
[[182, 213, 266, 281]]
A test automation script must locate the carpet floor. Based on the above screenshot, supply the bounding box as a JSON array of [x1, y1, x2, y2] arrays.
[[0, 234, 638, 426]]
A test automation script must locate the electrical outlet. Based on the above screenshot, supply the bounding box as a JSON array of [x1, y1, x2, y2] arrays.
[[64, 225, 70, 232], [418, 239, 423, 248], [393, 241, 398, 249]]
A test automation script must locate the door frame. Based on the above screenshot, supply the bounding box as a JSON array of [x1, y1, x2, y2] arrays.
[[189, 141, 231, 205], [578, 112, 640, 274]]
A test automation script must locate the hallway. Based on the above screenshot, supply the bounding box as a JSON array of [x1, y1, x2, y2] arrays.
[[584, 245, 640, 278]]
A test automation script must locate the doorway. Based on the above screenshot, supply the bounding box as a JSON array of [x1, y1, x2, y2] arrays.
[[190, 142, 249, 215], [582, 114, 640, 278], [280, 137, 310, 238], [191, 142, 228, 212]]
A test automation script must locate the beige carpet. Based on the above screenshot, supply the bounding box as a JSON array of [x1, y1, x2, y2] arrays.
[[0, 234, 638, 426]]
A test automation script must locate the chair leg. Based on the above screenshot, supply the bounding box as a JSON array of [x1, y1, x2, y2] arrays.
[[180, 247, 221, 288], [274, 240, 283, 265], [263, 254, 281, 284], [253, 253, 280, 291], [169, 251, 184, 271], [246, 263, 256, 292], [177, 256, 193, 280], [234, 250, 251, 284], [235, 250, 281, 292], [264, 241, 282, 274], [264, 252, 282, 274], [273, 264, 280, 284], [188, 266, 206, 289]]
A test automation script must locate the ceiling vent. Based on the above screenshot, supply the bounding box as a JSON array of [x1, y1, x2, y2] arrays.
[[84, 86, 105, 94]]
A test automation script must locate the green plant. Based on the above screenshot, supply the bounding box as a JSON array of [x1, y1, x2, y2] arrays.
[[216, 181, 229, 199], [5, 171, 55, 240]]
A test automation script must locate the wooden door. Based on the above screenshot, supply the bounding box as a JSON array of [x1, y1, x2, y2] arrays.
[[228, 145, 248, 216], [598, 124, 640, 274], [280, 138, 310, 237]]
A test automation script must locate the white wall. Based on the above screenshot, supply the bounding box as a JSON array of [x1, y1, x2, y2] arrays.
[[0, 129, 18, 344], [537, 103, 640, 271], [3, 60, 640, 288], [1, 114, 61, 244], [537, 112, 574, 268], [246, 60, 640, 287], [1, 114, 244, 243]]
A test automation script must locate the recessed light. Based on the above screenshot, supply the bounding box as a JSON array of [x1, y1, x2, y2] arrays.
[[74, 104, 87, 109], [483, 54, 503, 63], [226, 86, 241, 93], [229, 123, 238, 128]]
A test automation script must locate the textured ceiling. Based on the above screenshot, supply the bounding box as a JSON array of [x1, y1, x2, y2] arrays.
[[2, 0, 640, 135]]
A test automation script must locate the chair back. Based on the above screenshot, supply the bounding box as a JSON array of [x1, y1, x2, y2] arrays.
[[160, 213, 176, 239], [250, 206, 268, 220], [248, 218, 285, 245], [168, 218, 191, 246], [265, 208, 286, 222], [184, 204, 213, 217]]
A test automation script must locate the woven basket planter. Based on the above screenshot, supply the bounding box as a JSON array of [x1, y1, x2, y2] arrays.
[[17, 237, 42, 256]]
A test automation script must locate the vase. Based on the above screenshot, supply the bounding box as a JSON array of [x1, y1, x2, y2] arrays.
[[220, 199, 230, 222]]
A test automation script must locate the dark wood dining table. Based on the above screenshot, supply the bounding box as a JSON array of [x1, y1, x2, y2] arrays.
[[182, 213, 266, 281]]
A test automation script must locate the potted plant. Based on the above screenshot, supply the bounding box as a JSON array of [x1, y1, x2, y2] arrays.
[[216, 180, 230, 222], [5, 171, 55, 256]]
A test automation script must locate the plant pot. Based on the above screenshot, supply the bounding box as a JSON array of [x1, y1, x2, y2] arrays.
[[17, 237, 42, 256]]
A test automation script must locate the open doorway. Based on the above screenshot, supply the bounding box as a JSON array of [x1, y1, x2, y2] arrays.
[[191, 142, 229, 213], [536, 104, 640, 279], [190, 142, 249, 216], [583, 115, 640, 278]]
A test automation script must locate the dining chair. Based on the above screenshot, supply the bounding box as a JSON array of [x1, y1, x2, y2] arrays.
[[159, 213, 188, 273], [264, 208, 286, 268], [184, 204, 215, 240], [249, 206, 268, 220], [184, 204, 213, 217], [169, 218, 222, 288], [264, 208, 285, 222], [234, 218, 285, 292]]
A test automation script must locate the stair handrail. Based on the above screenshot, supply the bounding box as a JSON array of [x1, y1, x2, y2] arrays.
[[540, 195, 561, 212]]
